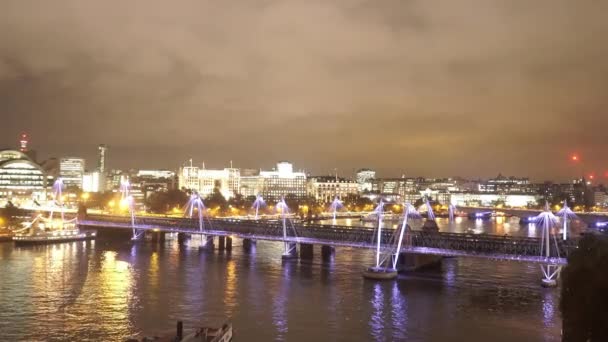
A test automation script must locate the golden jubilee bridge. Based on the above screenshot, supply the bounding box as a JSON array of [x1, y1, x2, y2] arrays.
[[78, 212, 578, 287]]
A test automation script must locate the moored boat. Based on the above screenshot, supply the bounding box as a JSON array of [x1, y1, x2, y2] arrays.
[[13, 219, 96, 246], [130, 321, 233, 342]]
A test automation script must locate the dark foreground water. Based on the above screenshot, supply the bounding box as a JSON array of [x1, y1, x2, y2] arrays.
[[0, 219, 564, 341]]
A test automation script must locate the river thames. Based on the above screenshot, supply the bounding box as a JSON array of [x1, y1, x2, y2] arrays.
[[0, 217, 570, 341]]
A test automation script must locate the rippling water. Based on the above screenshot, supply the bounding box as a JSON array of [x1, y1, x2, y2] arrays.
[[0, 218, 563, 341]]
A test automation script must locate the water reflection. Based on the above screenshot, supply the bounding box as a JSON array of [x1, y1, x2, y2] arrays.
[[224, 259, 237, 316], [391, 281, 407, 340], [273, 261, 295, 339], [0, 231, 562, 341], [369, 283, 385, 340]]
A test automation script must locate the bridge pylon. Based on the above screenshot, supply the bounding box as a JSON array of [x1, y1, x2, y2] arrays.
[[537, 204, 562, 287]]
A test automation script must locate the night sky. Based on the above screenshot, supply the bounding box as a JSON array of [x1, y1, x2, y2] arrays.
[[1, 1, 607, 180]]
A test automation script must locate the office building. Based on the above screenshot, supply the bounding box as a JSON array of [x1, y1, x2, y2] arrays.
[[0, 149, 46, 202], [307, 176, 359, 203], [60, 157, 85, 188], [178, 161, 239, 199], [97, 144, 108, 174], [82, 171, 102, 193], [258, 162, 306, 200]]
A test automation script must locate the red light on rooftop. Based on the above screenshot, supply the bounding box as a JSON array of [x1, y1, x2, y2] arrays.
[[571, 154, 579, 162]]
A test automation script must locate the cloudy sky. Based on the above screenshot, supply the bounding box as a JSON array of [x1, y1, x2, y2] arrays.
[[1, 0, 607, 180]]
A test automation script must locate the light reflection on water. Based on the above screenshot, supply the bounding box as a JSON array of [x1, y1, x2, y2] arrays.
[[0, 222, 563, 341]]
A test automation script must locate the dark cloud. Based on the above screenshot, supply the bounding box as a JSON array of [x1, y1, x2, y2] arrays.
[[1, 0, 607, 180]]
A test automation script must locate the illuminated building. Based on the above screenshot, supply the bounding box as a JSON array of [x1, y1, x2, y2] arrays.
[[240, 171, 263, 198], [356, 169, 375, 192], [593, 190, 607, 207], [449, 192, 539, 207], [0, 150, 46, 202], [258, 162, 306, 201], [105, 169, 124, 191], [478, 174, 531, 193], [82, 171, 101, 192], [307, 176, 359, 203], [137, 170, 175, 179], [60, 157, 85, 188], [97, 144, 108, 173], [178, 161, 239, 199]]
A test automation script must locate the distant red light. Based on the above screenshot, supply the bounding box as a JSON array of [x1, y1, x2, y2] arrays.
[[589, 174, 595, 180], [571, 155, 579, 162]]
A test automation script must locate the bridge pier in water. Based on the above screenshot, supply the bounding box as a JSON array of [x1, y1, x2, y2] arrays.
[[242, 238, 256, 253], [218, 236, 226, 250], [282, 242, 298, 260], [150, 231, 166, 243], [225, 236, 232, 252], [321, 245, 335, 261], [540, 264, 561, 287], [177, 233, 188, 245], [397, 252, 442, 271], [299, 243, 313, 259], [199, 236, 215, 251]]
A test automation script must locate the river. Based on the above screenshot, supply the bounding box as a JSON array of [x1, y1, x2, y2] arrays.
[[0, 217, 566, 341]]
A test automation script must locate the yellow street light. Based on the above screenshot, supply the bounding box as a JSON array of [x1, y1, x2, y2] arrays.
[[108, 200, 115, 208], [81, 192, 90, 200], [119, 198, 128, 210]]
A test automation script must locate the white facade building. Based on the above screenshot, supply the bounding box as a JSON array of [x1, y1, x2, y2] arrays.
[[178, 163, 239, 199], [82, 171, 102, 193], [258, 162, 307, 200], [307, 176, 359, 203], [449, 193, 540, 207], [60, 157, 85, 188]]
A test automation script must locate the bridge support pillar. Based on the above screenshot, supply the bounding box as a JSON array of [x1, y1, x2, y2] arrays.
[[151, 231, 166, 244], [243, 239, 256, 253], [218, 236, 226, 250], [225, 236, 232, 252], [540, 264, 561, 288], [300, 243, 313, 259], [281, 242, 298, 260], [398, 252, 442, 272], [177, 233, 188, 245], [199, 236, 214, 251], [321, 245, 335, 261]]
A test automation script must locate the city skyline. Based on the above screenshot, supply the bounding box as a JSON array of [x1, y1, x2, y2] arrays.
[[1, 133, 606, 183], [2, 1, 608, 180]]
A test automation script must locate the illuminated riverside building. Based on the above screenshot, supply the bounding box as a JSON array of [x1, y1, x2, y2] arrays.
[[356, 169, 375, 192], [60, 157, 85, 188], [0, 150, 46, 202], [258, 162, 306, 201], [449, 192, 540, 207], [178, 161, 239, 199], [478, 174, 531, 193], [307, 176, 359, 203], [238, 162, 307, 201]]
